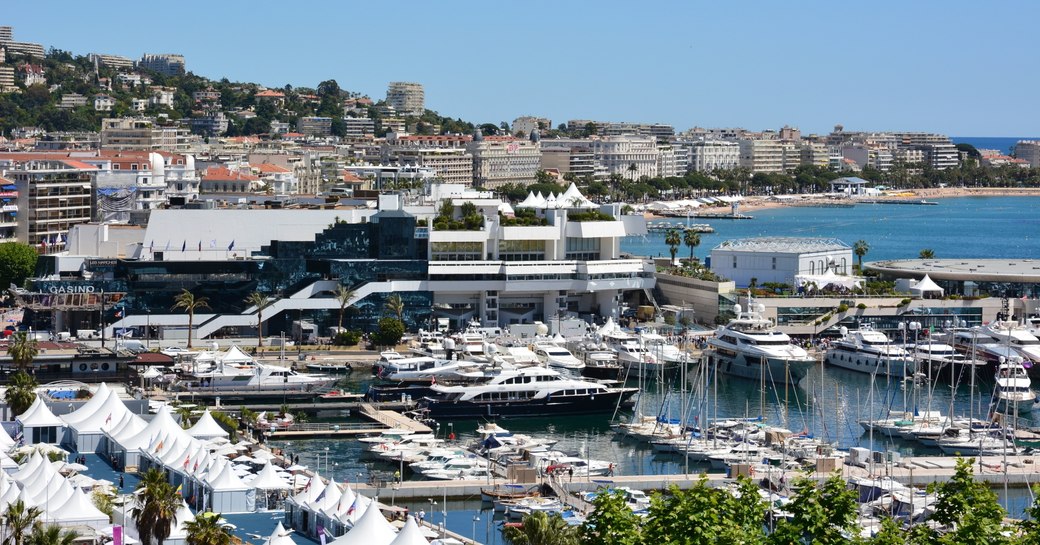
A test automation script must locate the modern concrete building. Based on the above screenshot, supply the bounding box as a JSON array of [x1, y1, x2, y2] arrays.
[[138, 54, 186, 76], [58, 94, 89, 109], [343, 117, 375, 138], [89, 53, 135, 71], [0, 65, 14, 93], [100, 118, 191, 152], [391, 147, 473, 185], [467, 134, 541, 188], [592, 135, 658, 180], [738, 138, 785, 173], [710, 237, 853, 288], [540, 144, 597, 180], [385, 82, 425, 116], [0, 157, 96, 249], [296, 116, 333, 137]]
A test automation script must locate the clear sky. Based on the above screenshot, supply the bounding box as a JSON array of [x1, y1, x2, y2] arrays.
[[5, 1, 1038, 136]]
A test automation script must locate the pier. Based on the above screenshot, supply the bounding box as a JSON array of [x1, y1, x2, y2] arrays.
[[693, 212, 754, 219]]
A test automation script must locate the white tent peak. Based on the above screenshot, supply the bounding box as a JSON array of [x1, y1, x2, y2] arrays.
[[187, 410, 230, 439], [388, 517, 429, 545], [331, 500, 396, 545], [16, 397, 65, 428]]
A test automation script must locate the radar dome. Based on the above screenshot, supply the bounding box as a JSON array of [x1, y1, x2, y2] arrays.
[[757, 303, 766, 313], [839, 326, 848, 336], [733, 304, 742, 314], [535, 322, 549, 335]]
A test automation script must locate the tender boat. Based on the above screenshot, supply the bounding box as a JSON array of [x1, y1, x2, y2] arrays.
[[532, 343, 585, 377]]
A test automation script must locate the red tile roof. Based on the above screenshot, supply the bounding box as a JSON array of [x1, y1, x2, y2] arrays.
[[256, 90, 285, 98], [253, 163, 290, 173], [203, 166, 259, 181]]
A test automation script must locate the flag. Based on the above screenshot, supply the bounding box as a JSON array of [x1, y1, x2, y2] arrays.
[[181, 240, 187, 252], [105, 413, 112, 424], [149, 240, 154, 252], [175, 483, 183, 495], [113, 525, 123, 545], [198, 241, 202, 252], [315, 486, 327, 503], [193, 460, 199, 472], [165, 240, 171, 251], [346, 495, 358, 515], [183, 455, 190, 468], [155, 440, 164, 453], [210, 239, 217, 248], [228, 240, 235, 251], [40, 238, 47, 248], [114, 310, 123, 318], [318, 525, 327, 545]]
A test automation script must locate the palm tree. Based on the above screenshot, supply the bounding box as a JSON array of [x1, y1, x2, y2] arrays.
[[183, 511, 232, 545], [4, 371, 38, 417], [171, 289, 210, 349], [683, 229, 701, 262], [626, 162, 638, 181], [852, 240, 870, 271], [384, 293, 404, 321], [27, 525, 77, 545], [502, 511, 578, 545], [664, 229, 681, 264], [334, 284, 356, 331], [2, 500, 43, 545], [6, 332, 38, 372], [243, 291, 270, 348], [133, 468, 181, 545], [919, 248, 935, 259]]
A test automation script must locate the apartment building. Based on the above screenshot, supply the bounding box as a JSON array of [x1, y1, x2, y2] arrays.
[[93, 95, 115, 112], [89, 53, 135, 71], [0, 157, 96, 249], [58, 94, 89, 109], [892, 132, 958, 170], [18, 63, 44, 86], [738, 138, 785, 173], [296, 117, 332, 137], [540, 144, 598, 180], [467, 134, 541, 188], [188, 112, 229, 136], [386, 82, 424, 117], [0, 175, 16, 242], [0, 66, 14, 93], [512, 116, 552, 136], [100, 117, 191, 152], [343, 117, 376, 138], [389, 147, 473, 185], [681, 140, 739, 172], [656, 144, 686, 177], [591, 135, 659, 180], [139, 54, 186, 76]]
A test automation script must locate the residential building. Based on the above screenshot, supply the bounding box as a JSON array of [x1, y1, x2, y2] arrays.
[[200, 166, 259, 195], [386, 133, 473, 148], [269, 121, 291, 135], [467, 133, 542, 188], [592, 135, 659, 180], [138, 54, 186, 76], [130, 99, 148, 112], [656, 144, 684, 178], [115, 73, 146, 88], [93, 95, 115, 112], [1014, 141, 1040, 167], [88, 151, 175, 220], [255, 89, 286, 107], [380, 117, 407, 134], [188, 112, 229, 136], [33, 132, 100, 151], [389, 147, 473, 185], [0, 157, 96, 249], [148, 87, 175, 108], [4, 41, 44, 59], [18, 63, 44, 86], [343, 164, 435, 189], [296, 116, 332, 136], [100, 117, 191, 152], [192, 88, 221, 104], [0, 27, 11, 44], [0, 175, 17, 242], [512, 116, 552, 136], [738, 138, 785, 173], [250, 163, 298, 194], [58, 94, 88, 109], [385, 82, 425, 116], [799, 142, 830, 169], [540, 144, 598, 181], [89, 53, 135, 71], [343, 117, 375, 138], [0, 66, 14, 93], [682, 139, 740, 172]]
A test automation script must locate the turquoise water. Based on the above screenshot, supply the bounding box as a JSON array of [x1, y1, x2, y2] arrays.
[[622, 196, 1040, 262]]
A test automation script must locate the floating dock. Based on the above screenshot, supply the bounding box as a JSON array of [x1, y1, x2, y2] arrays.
[[693, 212, 754, 219], [857, 199, 938, 205]]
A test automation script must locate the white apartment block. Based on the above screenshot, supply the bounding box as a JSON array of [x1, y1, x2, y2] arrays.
[[1015, 140, 1040, 167], [540, 145, 598, 180], [799, 142, 830, 169], [468, 136, 541, 188], [93, 95, 115, 112], [592, 135, 659, 180], [131, 99, 148, 112], [0, 158, 95, 248], [296, 116, 332, 136], [392, 147, 473, 185], [58, 94, 89, 109], [139, 54, 186, 76], [738, 138, 785, 173], [385, 82, 424, 116], [683, 140, 740, 172], [89, 53, 135, 71], [0, 66, 14, 92], [149, 87, 176, 108], [101, 117, 191, 152], [343, 117, 375, 138], [656, 144, 684, 178]]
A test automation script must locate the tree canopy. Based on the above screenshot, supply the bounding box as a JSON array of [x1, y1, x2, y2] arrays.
[[0, 242, 39, 290]]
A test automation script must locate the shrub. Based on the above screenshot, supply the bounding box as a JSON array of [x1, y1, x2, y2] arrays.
[[567, 210, 615, 222], [836, 304, 849, 313], [899, 298, 912, 306], [374, 317, 405, 346], [856, 303, 867, 309], [334, 330, 362, 346]]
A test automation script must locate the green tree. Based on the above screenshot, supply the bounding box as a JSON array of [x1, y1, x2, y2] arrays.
[[2, 499, 43, 545], [6, 331, 39, 371], [133, 468, 181, 545], [683, 230, 701, 261], [853, 239, 870, 270], [171, 289, 210, 349], [919, 248, 935, 259], [664, 229, 681, 263], [26, 525, 78, 545], [243, 291, 270, 348], [4, 371, 38, 416], [768, 473, 859, 545], [183, 511, 232, 545], [0, 242, 39, 289], [581, 490, 640, 545], [1019, 485, 1040, 544], [334, 284, 356, 331], [504, 510, 579, 545], [869, 517, 908, 545], [384, 294, 405, 321], [927, 458, 1008, 545], [375, 317, 405, 347]]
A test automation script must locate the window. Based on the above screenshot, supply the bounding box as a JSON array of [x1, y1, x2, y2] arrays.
[[733, 256, 737, 268], [499, 239, 545, 261], [431, 241, 483, 261], [565, 237, 600, 260], [772, 257, 777, 270]]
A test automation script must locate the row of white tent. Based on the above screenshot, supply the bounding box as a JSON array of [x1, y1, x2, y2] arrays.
[[515, 183, 598, 210], [0, 450, 110, 530]]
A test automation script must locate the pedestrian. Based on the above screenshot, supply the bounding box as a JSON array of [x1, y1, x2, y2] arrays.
[[568, 467, 573, 482], [118, 474, 124, 489], [418, 509, 425, 522]]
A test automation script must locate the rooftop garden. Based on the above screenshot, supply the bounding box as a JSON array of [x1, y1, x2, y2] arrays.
[[500, 208, 549, 227], [658, 260, 729, 282], [567, 210, 616, 222], [432, 199, 484, 231]]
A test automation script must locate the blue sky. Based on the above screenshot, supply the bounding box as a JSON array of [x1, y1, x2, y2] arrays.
[[5, 1, 1038, 136]]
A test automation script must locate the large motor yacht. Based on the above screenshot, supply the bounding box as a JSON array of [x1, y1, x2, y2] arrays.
[[707, 301, 816, 384], [824, 325, 913, 377]]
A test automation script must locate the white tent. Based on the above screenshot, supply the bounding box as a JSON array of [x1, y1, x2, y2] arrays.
[[165, 502, 197, 545], [795, 269, 863, 292], [220, 345, 254, 365], [251, 462, 291, 511], [330, 500, 396, 545], [0, 424, 15, 452], [307, 479, 343, 536], [265, 521, 300, 545], [388, 517, 429, 545], [206, 461, 255, 513], [65, 388, 133, 452], [910, 274, 944, 298], [187, 410, 229, 440], [43, 487, 109, 529], [11, 451, 45, 481], [16, 397, 65, 445], [110, 404, 180, 469], [0, 451, 17, 473], [59, 383, 111, 427]]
